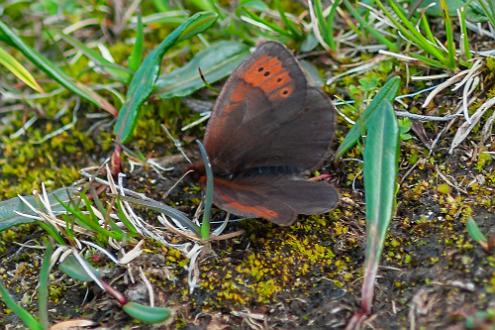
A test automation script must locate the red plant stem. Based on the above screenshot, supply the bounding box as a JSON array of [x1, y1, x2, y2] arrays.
[[111, 144, 122, 177], [101, 280, 128, 306], [309, 173, 332, 182]]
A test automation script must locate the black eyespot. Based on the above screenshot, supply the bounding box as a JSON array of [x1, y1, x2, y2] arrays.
[[277, 78, 283, 83], [258, 67, 264, 72], [282, 89, 289, 95], [264, 71, 270, 77]]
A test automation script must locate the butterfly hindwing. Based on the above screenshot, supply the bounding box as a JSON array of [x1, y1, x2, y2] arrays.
[[214, 176, 338, 226]]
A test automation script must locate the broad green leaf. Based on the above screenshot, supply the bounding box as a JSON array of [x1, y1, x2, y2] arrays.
[[0, 187, 76, 231], [418, 0, 467, 16], [61, 33, 131, 82], [113, 11, 218, 144], [361, 101, 399, 313], [123, 301, 171, 323], [0, 47, 43, 92], [0, 21, 117, 116], [156, 41, 249, 99], [58, 254, 100, 282], [466, 217, 488, 247], [335, 76, 400, 159], [0, 281, 43, 330], [38, 243, 53, 329], [128, 14, 144, 72]]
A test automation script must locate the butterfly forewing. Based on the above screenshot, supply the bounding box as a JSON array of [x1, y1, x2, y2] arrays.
[[204, 42, 307, 175]]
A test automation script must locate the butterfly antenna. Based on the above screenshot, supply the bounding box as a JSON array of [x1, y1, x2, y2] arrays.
[[198, 67, 220, 94]]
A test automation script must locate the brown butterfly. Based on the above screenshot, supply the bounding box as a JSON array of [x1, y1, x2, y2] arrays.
[[192, 41, 338, 226]]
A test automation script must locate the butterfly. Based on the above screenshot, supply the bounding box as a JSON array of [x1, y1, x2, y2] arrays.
[[192, 41, 338, 226]]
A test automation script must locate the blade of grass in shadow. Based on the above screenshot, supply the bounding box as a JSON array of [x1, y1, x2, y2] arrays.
[[342, 0, 398, 52], [60, 33, 131, 82], [38, 242, 53, 329], [128, 14, 144, 73], [0, 21, 116, 115], [361, 100, 399, 314], [336, 76, 400, 159], [0, 47, 43, 92], [0, 281, 43, 330], [113, 11, 218, 144], [197, 140, 213, 241], [156, 40, 249, 98]]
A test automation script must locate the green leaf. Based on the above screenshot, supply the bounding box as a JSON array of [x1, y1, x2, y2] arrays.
[[0, 47, 43, 92], [335, 76, 400, 159], [0, 187, 76, 231], [123, 301, 171, 323], [466, 217, 488, 246], [156, 41, 249, 99], [197, 140, 213, 241], [113, 11, 218, 144], [0, 21, 117, 116], [128, 14, 144, 72], [361, 101, 399, 314], [60, 33, 131, 82], [58, 254, 100, 282], [38, 243, 53, 329], [0, 281, 43, 330]]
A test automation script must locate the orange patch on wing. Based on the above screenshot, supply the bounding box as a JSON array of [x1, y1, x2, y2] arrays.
[[241, 55, 294, 100], [225, 198, 279, 219], [214, 178, 279, 219]]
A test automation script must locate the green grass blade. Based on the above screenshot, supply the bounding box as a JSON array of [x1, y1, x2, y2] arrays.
[[197, 140, 213, 241], [37, 221, 66, 245], [38, 242, 53, 329], [361, 100, 399, 314], [384, 0, 448, 65], [313, 0, 333, 49], [343, 0, 397, 51], [113, 11, 218, 144], [336, 76, 400, 159], [440, 0, 457, 70], [275, 0, 303, 39], [458, 7, 472, 62], [0, 47, 43, 92], [420, 13, 436, 44], [128, 14, 144, 73], [60, 33, 131, 83], [239, 9, 292, 36], [116, 197, 138, 236], [156, 41, 249, 98], [0, 21, 117, 116], [0, 281, 43, 330]]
